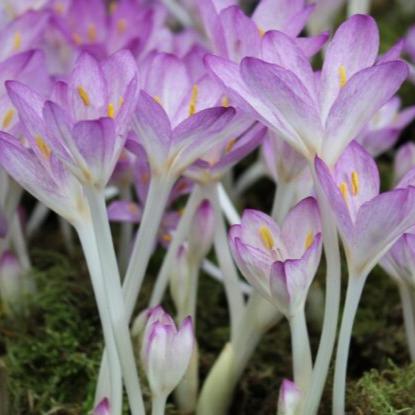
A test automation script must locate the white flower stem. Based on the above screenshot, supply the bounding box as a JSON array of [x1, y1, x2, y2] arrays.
[[76, 223, 123, 415], [333, 274, 366, 415], [218, 183, 240, 225], [398, 282, 415, 362], [302, 168, 342, 415], [149, 185, 204, 307], [289, 310, 313, 394], [124, 176, 174, 317], [271, 180, 296, 223], [59, 217, 74, 254], [161, 0, 193, 26], [84, 187, 145, 415], [26, 201, 49, 239], [152, 394, 167, 415], [118, 183, 134, 274], [234, 160, 266, 197], [210, 183, 245, 342]]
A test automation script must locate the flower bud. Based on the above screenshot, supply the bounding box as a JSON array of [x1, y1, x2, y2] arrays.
[[169, 244, 191, 313], [277, 380, 301, 415], [93, 398, 110, 415], [141, 306, 194, 399]]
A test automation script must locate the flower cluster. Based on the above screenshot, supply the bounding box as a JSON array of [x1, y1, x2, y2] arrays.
[[0, 1, 415, 415]]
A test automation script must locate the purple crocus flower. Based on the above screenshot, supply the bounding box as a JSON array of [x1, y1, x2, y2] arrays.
[[394, 142, 415, 184], [315, 141, 415, 276], [356, 97, 415, 157], [6, 49, 138, 188], [93, 397, 110, 415], [228, 197, 322, 317], [278, 379, 301, 415], [141, 306, 194, 400], [207, 14, 408, 164]]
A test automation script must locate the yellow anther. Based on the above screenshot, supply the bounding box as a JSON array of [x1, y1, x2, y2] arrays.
[[225, 138, 237, 153], [13, 32, 21, 51], [221, 96, 229, 108], [259, 225, 274, 250], [153, 96, 162, 105], [305, 231, 314, 250], [116, 18, 127, 33], [118, 96, 124, 107], [258, 27, 265, 38], [162, 233, 172, 242], [351, 171, 359, 195], [87, 24, 97, 42], [188, 84, 198, 116], [2, 109, 14, 129], [72, 32, 82, 45], [338, 64, 347, 88], [54, 2, 65, 14], [127, 202, 139, 215], [78, 86, 90, 106], [107, 103, 115, 119], [109, 1, 117, 14], [141, 172, 150, 184], [339, 181, 348, 202], [35, 135, 51, 159]]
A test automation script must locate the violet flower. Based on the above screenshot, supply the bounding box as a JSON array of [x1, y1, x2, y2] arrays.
[[141, 306, 194, 415], [229, 198, 322, 392], [315, 141, 415, 414], [277, 379, 301, 415], [394, 142, 415, 184], [207, 14, 408, 164]]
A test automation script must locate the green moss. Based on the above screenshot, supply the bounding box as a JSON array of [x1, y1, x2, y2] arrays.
[[0, 250, 102, 414], [348, 361, 415, 414]]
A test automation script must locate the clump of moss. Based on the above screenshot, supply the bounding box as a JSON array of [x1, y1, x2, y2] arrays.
[[348, 361, 415, 414], [0, 250, 102, 414]]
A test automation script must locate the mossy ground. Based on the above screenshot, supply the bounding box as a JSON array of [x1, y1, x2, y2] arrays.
[[2, 0, 415, 413]]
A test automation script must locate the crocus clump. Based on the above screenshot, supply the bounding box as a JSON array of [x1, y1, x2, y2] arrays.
[[0, 1, 414, 415]]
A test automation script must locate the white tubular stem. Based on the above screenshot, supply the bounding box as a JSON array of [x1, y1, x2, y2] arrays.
[[218, 183, 241, 226], [76, 223, 123, 415], [271, 180, 296, 224], [118, 183, 134, 274], [289, 310, 313, 394], [303, 166, 342, 415], [398, 282, 415, 362], [347, 0, 371, 16], [234, 160, 266, 197], [123, 176, 174, 318], [149, 185, 204, 307], [27, 202, 49, 239], [84, 187, 145, 415], [332, 274, 366, 415], [201, 259, 252, 295], [59, 217, 75, 254], [151, 395, 167, 415], [161, 0, 193, 27], [210, 183, 245, 342], [11, 215, 31, 270]]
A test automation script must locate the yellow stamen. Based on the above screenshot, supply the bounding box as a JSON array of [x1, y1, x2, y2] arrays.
[[107, 103, 115, 119], [116, 18, 127, 33], [35, 135, 51, 159], [127, 202, 139, 215], [2, 109, 14, 129], [221, 96, 229, 108], [258, 27, 265, 38], [259, 225, 274, 250], [153, 96, 162, 105], [13, 32, 21, 51], [78, 86, 90, 106], [141, 172, 150, 184], [109, 1, 117, 14], [54, 2, 65, 14], [87, 24, 97, 42], [339, 181, 348, 202], [305, 231, 314, 250], [189, 84, 198, 116], [225, 138, 237, 153], [72, 32, 82, 45], [351, 171, 359, 195], [338, 64, 347, 88], [162, 233, 172, 242]]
